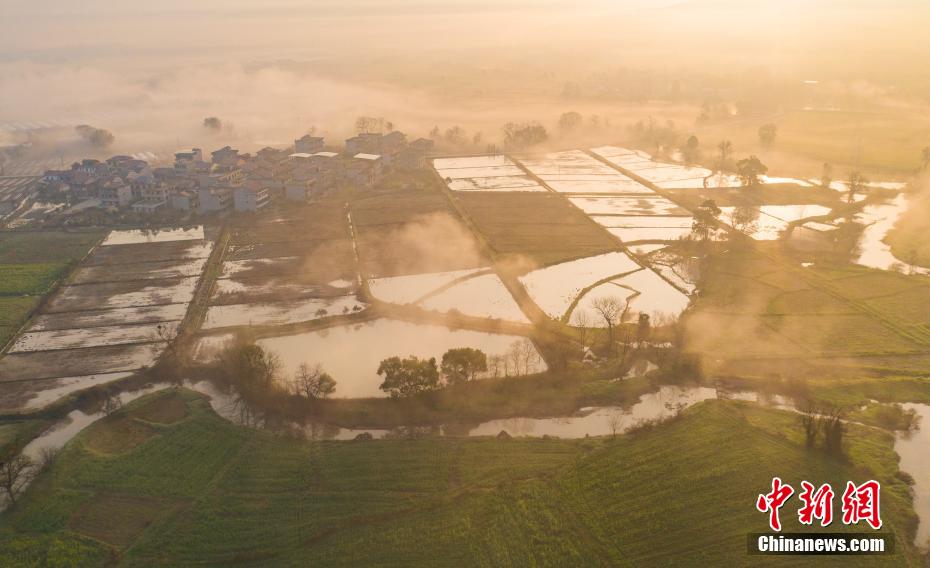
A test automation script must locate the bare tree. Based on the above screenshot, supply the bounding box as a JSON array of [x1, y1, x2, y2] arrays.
[[591, 296, 629, 355], [487, 355, 504, 378], [0, 454, 36, 507], [847, 171, 868, 204], [608, 410, 630, 438], [573, 309, 591, 358], [292, 363, 337, 400]]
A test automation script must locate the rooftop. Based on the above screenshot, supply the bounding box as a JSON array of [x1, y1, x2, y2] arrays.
[[354, 153, 381, 161]]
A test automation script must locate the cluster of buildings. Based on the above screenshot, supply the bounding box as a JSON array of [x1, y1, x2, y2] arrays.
[[39, 131, 434, 215]]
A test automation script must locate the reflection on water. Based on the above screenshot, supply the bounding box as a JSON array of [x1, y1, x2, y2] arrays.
[[418, 273, 530, 323], [101, 226, 205, 246], [257, 318, 546, 398], [896, 404, 930, 546], [854, 194, 929, 274], [519, 251, 640, 318], [467, 385, 717, 437]]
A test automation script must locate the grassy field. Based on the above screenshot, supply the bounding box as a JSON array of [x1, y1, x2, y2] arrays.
[[693, 108, 930, 177], [686, 246, 930, 375], [0, 231, 103, 348], [0, 388, 920, 566], [454, 192, 619, 268]]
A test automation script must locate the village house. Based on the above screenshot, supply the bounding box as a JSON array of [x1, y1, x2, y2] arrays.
[[294, 135, 325, 154], [197, 187, 233, 214], [233, 185, 270, 212], [211, 146, 241, 167], [348, 153, 384, 188]]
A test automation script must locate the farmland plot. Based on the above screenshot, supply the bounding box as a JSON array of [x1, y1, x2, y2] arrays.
[[202, 296, 367, 330], [418, 273, 530, 323], [0, 226, 214, 411], [514, 150, 652, 195], [456, 192, 619, 265], [207, 202, 364, 330], [433, 155, 547, 193], [519, 251, 641, 319]]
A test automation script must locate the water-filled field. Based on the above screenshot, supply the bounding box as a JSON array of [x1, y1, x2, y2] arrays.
[[519, 251, 641, 319], [433, 155, 547, 193], [256, 318, 545, 398]]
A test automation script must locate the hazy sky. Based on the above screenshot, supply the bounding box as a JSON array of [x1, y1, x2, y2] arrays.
[[2, 0, 928, 154]]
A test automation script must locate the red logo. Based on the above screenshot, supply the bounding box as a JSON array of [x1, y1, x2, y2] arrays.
[[756, 478, 882, 532]]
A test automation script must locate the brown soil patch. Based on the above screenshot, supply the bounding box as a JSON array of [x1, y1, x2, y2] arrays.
[[131, 392, 189, 425], [69, 493, 176, 549], [84, 416, 155, 455]]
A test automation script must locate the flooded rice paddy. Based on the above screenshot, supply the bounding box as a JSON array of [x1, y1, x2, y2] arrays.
[[100, 226, 205, 246], [202, 296, 367, 330], [9, 322, 176, 353], [568, 196, 690, 216], [0, 226, 215, 412], [368, 268, 485, 305], [255, 318, 545, 398], [418, 273, 530, 323], [515, 150, 651, 194], [0, 372, 135, 413], [433, 155, 547, 193], [519, 251, 641, 318]]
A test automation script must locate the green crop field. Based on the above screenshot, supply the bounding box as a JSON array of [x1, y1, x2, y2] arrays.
[[0, 389, 920, 566], [687, 247, 930, 376], [693, 108, 930, 176], [0, 263, 66, 295], [0, 231, 103, 348], [455, 192, 619, 267]]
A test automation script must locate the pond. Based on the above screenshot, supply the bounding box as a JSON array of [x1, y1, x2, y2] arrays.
[[256, 318, 546, 398]]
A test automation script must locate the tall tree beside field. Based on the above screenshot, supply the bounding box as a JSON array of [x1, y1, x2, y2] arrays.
[[572, 309, 591, 358], [847, 171, 869, 204], [440, 348, 488, 384], [681, 135, 701, 165], [591, 296, 629, 355], [717, 140, 733, 171], [203, 116, 223, 131], [0, 454, 35, 507], [215, 336, 281, 393], [820, 162, 833, 189], [558, 111, 583, 132], [692, 199, 722, 242], [736, 155, 768, 187], [502, 122, 548, 150], [377, 356, 440, 398], [758, 123, 778, 148]]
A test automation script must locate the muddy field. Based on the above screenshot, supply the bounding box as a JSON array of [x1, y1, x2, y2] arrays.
[[84, 240, 214, 266], [44, 278, 199, 312], [0, 343, 163, 382], [70, 258, 208, 284], [29, 304, 189, 331]]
